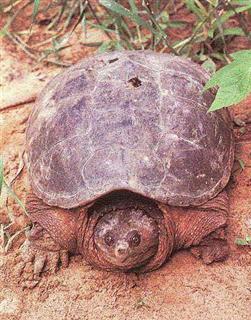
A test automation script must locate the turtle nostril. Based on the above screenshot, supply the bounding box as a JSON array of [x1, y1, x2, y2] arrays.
[[115, 245, 128, 257], [117, 248, 126, 255], [115, 241, 129, 257]]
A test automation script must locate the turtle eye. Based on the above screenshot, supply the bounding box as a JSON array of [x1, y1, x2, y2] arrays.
[[104, 233, 115, 246], [130, 231, 141, 247]]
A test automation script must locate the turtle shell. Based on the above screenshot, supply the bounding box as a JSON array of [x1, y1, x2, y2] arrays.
[[26, 50, 234, 208]]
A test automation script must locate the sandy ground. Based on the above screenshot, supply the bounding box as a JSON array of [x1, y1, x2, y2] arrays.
[[0, 38, 251, 320]]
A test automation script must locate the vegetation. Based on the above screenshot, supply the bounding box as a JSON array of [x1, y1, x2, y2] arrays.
[[0, 159, 29, 253], [205, 49, 251, 111], [0, 1, 251, 110], [235, 235, 251, 246]]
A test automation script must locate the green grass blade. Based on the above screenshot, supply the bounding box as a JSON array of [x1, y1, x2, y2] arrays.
[[223, 27, 245, 37], [99, 0, 156, 35], [128, 0, 138, 14], [98, 41, 112, 53], [185, 0, 204, 20], [213, 5, 251, 27], [32, 0, 40, 22], [100, 0, 135, 17], [3, 179, 29, 217]]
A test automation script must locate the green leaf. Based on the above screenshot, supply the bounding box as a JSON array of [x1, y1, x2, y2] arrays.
[[238, 159, 245, 170], [232, 0, 251, 5], [160, 11, 169, 24], [202, 57, 216, 74], [235, 238, 248, 246], [205, 50, 251, 111], [235, 235, 251, 246], [231, 50, 251, 60]]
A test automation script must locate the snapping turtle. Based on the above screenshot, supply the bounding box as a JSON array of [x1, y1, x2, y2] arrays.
[[22, 50, 234, 282]]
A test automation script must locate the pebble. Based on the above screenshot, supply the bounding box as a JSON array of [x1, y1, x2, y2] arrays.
[[0, 289, 20, 315]]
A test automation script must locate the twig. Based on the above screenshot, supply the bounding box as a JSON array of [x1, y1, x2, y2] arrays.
[[9, 151, 26, 188], [29, 36, 61, 48], [6, 30, 71, 67], [5, 31, 37, 60], [4, 226, 30, 253], [3, 0, 23, 13], [3, 0, 33, 30], [0, 97, 36, 113], [42, 59, 71, 67]]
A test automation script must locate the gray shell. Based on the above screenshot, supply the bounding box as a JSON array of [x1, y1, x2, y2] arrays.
[[26, 50, 234, 208]]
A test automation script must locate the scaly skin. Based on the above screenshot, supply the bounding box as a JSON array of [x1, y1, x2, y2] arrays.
[[19, 191, 229, 287]]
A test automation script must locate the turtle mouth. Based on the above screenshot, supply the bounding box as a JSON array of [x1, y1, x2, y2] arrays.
[[109, 257, 142, 268], [115, 253, 129, 263], [113, 256, 130, 265], [109, 244, 159, 268]]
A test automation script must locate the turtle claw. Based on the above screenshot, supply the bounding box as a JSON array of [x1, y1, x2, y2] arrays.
[[190, 239, 229, 264], [18, 227, 69, 288], [33, 252, 47, 275], [60, 250, 69, 268]]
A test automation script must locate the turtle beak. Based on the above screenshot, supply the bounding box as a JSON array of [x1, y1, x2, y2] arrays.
[[114, 240, 129, 262]]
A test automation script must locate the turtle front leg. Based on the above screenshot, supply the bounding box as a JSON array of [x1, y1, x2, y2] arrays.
[[189, 227, 229, 264], [169, 191, 229, 264], [19, 224, 69, 288], [18, 193, 78, 288]]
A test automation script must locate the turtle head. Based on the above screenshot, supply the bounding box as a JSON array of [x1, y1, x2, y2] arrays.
[[81, 192, 175, 273], [93, 208, 159, 270]]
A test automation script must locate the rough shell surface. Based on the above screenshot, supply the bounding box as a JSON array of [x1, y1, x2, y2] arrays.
[[26, 51, 234, 208]]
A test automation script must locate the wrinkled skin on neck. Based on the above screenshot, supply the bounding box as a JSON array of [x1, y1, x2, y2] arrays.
[[78, 193, 175, 272]]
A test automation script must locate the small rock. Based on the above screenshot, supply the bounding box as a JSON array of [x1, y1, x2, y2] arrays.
[[0, 289, 20, 315]]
